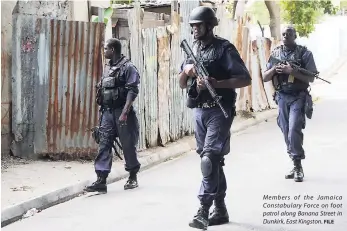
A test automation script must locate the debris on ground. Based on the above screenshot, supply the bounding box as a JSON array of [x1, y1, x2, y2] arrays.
[[1, 154, 31, 172], [22, 208, 39, 219], [10, 186, 33, 192]]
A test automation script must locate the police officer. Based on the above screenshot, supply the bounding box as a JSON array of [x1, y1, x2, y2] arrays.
[[178, 6, 251, 230], [263, 26, 317, 183], [85, 38, 141, 193]]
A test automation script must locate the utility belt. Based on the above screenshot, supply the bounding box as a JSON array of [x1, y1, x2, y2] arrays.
[[273, 88, 313, 119], [192, 97, 236, 109], [277, 89, 308, 96], [197, 101, 218, 109]]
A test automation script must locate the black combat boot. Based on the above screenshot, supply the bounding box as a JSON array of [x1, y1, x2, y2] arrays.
[[84, 173, 107, 193], [124, 172, 138, 190], [293, 159, 304, 182], [189, 204, 210, 230], [285, 167, 295, 179], [208, 200, 229, 226], [285, 156, 295, 179], [285, 159, 304, 182]]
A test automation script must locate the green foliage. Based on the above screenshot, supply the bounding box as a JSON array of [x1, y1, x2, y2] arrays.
[[93, 7, 114, 25], [280, 0, 339, 37], [225, 2, 235, 16], [245, 0, 270, 25]]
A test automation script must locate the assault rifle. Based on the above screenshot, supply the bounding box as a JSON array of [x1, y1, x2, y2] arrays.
[[90, 107, 124, 160], [91, 126, 123, 160], [268, 56, 331, 84], [180, 39, 229, 118], [93, 73, 123, 160]]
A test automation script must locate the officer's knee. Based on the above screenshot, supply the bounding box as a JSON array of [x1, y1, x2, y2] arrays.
[[201, 154, 213, 177], [289, 118, 303, 133]]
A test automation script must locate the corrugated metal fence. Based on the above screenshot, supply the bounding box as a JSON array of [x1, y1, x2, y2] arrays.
[[123, 2, 279, 152], [11, 14, 104, 159], [11, 2, 279, 159], [126, 0, 200, 152]]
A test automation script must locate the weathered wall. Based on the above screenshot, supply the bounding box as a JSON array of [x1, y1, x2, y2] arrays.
[[7, 1, 277, 160], [8, 1, 343, 160], [13, 0, 72, 20], [1, 1, 17, 156], [118, 2, 278, 153], [71, 0, 89, 22], [112, 9, 169, 40], [1, 0, 91, 156], [11, 14, 105, 159]]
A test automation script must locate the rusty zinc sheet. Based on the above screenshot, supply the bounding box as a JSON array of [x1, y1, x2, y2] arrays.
[[168, 9, 183, 141], [128, 4, 146, 151], [178, 0, 199, 136], [257, 37, 277, 109], [156, 26, 171, 146], [11, 14, 105, 159], [235, 21, 252, 112], [142, 27, 158, 147], [250, 39, 270, 111]]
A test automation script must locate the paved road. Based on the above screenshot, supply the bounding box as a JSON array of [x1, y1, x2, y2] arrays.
[[4, 76, 347, 231]]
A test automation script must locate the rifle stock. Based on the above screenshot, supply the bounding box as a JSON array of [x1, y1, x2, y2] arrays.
[[180, 39, 229, 118]]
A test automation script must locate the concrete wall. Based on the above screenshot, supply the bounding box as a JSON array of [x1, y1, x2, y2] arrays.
[[1, 0, 91, 156], [71, 0, 89, 22], [12, 0, 72, 19], [1, 1, 17, 156]]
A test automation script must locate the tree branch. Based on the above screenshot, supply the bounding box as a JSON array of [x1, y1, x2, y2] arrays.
[[264, 0, 281, 40], [257, 20, 264, 37]]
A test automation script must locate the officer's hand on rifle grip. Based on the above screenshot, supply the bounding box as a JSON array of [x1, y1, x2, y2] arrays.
[[196, 76, 207, 91], [184, 64, 196, 77], [276, 62, 293, 75]]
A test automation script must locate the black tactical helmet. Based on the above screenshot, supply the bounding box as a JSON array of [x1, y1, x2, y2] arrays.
[[188, 6, 218, 26]]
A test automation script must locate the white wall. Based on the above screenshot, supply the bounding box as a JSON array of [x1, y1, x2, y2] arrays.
[[71, 0, 89, 22]]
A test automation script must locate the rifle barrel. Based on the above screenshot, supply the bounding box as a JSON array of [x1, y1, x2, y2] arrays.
[[269, 56, 331, 84]]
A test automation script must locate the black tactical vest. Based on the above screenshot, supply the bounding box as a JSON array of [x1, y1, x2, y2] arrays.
[[96, 56, 129, 108], [271, 45, 309, 93], [192, 36, 237, 105]]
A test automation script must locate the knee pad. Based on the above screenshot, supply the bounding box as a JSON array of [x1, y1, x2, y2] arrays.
[[201, 155, 213, 178]]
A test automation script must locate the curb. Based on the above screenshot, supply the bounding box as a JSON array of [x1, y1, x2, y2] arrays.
[[1, 109, 277, 227]]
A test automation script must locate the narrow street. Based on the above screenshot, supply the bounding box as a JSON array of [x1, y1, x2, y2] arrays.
[[3, 72, 347, 231]]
